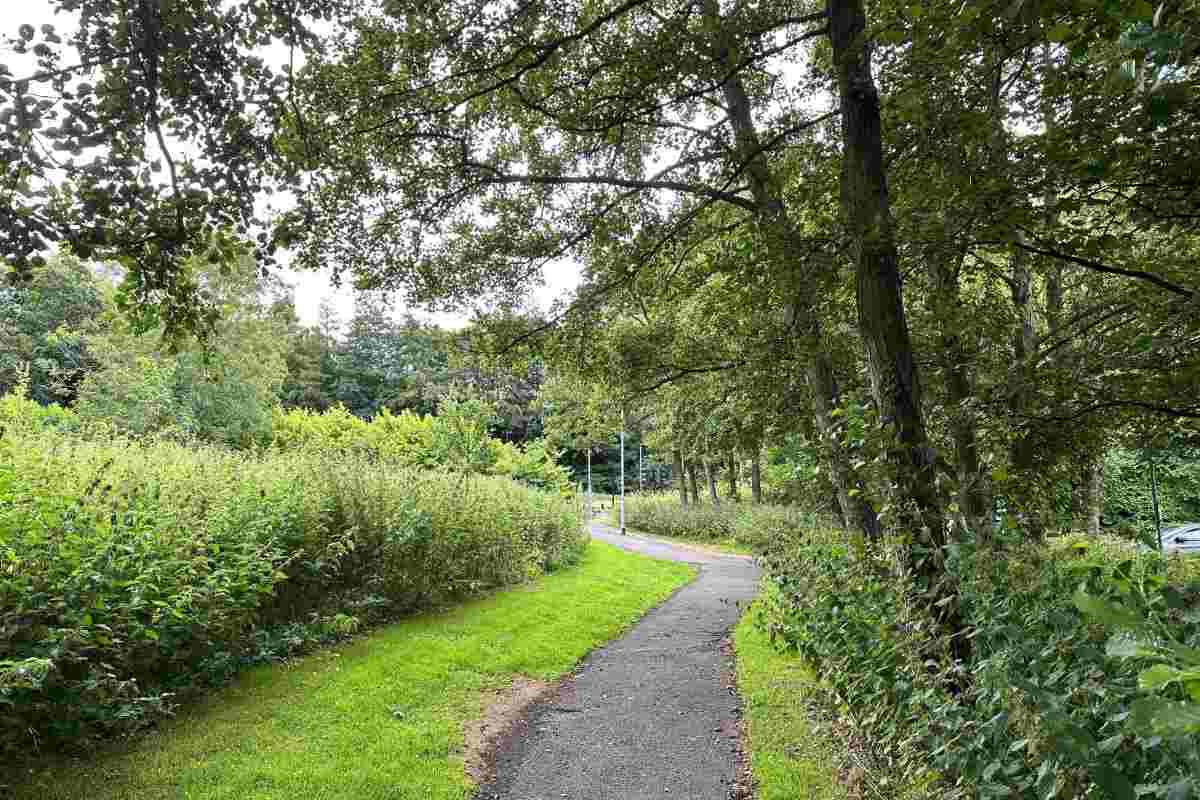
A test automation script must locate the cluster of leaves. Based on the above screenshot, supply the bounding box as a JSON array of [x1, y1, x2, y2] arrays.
[[0, 393, 586, 760], [760, 526, 1200, 799], [620, 491, 828, 553]]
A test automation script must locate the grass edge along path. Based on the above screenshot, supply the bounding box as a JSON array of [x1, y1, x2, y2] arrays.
[[8, 540, 695, 800], [735, 594, 847, 800], [605, 514, 758, 557]]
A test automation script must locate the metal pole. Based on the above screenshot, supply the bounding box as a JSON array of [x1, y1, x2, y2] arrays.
[[586, 447, 593, 525], [1150, 455, 1163, 552], [620, 429, 626, 535]]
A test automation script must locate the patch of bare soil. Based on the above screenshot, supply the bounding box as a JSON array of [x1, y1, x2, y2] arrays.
[[464, 676, 559, 784], [720, 635, 756, 800]]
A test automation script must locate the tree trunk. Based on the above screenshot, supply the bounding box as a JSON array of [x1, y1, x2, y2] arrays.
[[727, 453, 739, 501], [703, 0, 877, 539], [1086, 461, 1104, 536], [687, 462, 700, 505], [929, 254, 991, 537], [673, 449, 688, 508], [705, 458, 721, 506], [1008, 240, 1045, 539], [807, 352, 881, 536], [750, 450, 762, 504], [829, 0, 946, 548]]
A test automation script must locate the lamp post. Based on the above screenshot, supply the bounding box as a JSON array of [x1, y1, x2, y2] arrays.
[[619, 415, 626, 535], [639, 443, 644, 492], [619, 431, 626, 535]]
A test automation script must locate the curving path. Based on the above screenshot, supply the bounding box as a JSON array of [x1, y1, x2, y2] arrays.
[[474, 522, 760, 800]]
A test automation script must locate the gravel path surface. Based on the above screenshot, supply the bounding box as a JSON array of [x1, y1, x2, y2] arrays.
[[474, 523, 760, 800]]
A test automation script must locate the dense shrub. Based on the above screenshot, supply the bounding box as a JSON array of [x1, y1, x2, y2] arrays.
[[0, 401, 585, 759], [761, 526, 1200, 799], [269, 401, 574, 493], [619, 491, 828, 552], [1103, 447, 1200, 540]]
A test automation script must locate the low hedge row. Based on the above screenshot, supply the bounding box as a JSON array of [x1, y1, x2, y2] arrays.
[[619, 491, 828, 552], [760, 528, 1200, 799], [0, 410, 586, 759]]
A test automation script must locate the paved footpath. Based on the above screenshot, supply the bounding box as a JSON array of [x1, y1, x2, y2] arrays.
[[475, 523, 760, 800]]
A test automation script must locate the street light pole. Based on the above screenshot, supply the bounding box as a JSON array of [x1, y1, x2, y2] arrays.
[[620, 427, 626, 535], [639, 443, 644, 492]]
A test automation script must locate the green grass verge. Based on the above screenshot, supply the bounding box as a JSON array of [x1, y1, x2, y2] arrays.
[[735, 598, 846, 800], [636, 527, 757, 557], [605, 516, 758, 557], [7, 540, 695, 800]]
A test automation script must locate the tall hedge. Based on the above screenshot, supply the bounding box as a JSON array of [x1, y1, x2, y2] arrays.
[[0, 396, 586, 758]]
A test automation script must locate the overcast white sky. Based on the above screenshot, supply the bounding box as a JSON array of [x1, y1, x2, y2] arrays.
[[1, 2, 582, 329]]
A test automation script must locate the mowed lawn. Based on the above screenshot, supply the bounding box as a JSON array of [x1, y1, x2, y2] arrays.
[[9, 540, 695, 800]]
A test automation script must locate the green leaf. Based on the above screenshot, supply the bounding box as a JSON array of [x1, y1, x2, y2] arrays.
[[1138, 664, 1182, 690], [1167, 780, 1194, 800], [1106, 634, 1156, 658], [1091, 765, 1136, 800], [1073, 589, 1142, 628], [1046, 23, 1074, 42]]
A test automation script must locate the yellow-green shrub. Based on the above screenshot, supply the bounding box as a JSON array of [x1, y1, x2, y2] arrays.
[[269, 403, 572, 491]]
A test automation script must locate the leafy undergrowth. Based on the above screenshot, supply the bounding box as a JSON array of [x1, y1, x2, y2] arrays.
[[735, 596, 847, 800], [4, 540, 695, 800], [761, 527, 1200, 800], [616, 492, 831, 554], [615, 520, 757, 557]]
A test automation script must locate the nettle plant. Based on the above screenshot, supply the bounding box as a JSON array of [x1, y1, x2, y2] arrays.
[[1074, 558, 1200, 798]]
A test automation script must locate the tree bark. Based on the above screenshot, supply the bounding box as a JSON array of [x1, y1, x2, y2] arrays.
[[727, 452, 739, 501], [704, 0, 877, 538], [1008, 239, 1045, 539], [750, 449, 763, 504], [928, 254, 991, 537], [1086, 461, 1104, 536], [687, 461, 700, 505], [673, 449, 688, 507], [704, 458, 721, 506], [828, 0, 946, 548], [808, 351, 881, 536]]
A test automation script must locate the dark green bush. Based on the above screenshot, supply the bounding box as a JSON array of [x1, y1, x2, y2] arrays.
[[1103, 447, 1200, 540], [760, 527, 1200, 799], [0, 412, 585, 759]]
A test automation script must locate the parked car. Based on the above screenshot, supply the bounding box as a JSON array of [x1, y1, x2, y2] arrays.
[[1161, 522, 1200, 555]]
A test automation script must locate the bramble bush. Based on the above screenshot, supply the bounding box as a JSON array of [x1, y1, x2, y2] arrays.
[[619, 491, 830, 552], [0, 394, 586, 760], [760, 525, 1200, 800]]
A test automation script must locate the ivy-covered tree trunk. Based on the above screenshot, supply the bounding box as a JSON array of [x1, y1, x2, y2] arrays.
[[727, 453, 739, 501], [809, 351, 881, 537], [828, 0, 946, 548], [750, 451, 762, 504], [673, 449, 688, 507]]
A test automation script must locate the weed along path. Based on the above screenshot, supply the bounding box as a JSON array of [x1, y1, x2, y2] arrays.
[[476, 522, 760, 800]]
